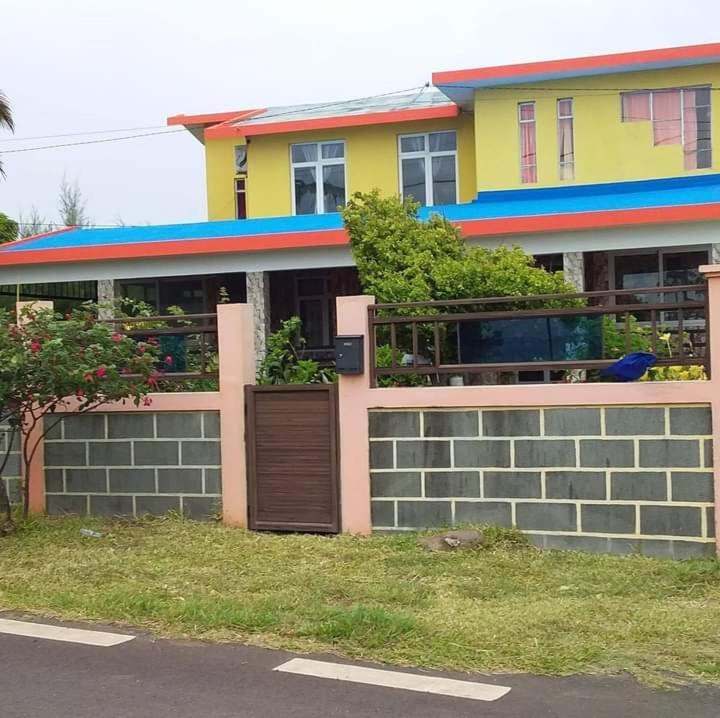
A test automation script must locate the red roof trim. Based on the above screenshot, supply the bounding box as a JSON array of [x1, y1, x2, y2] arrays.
[[1, 204, 718, 268], [5, 225, 75, 248], [204, 105, 461, 139], [0, 230, 350, 267], [166, 109, 263, 128], [433, 42, 720, 86]]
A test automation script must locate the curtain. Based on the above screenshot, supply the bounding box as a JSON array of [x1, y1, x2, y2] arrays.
[[558, 117, 574, 180], [683, 89, 698, 170], [621, 92, 650, 121], [652, 90, 681, 145], [520, 122, 536, 183]]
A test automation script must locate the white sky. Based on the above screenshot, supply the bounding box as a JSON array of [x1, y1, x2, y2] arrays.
[[1, 0, 718, 228]]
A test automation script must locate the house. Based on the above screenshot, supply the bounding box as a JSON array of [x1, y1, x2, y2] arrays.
[[1, 41, 719, 362]]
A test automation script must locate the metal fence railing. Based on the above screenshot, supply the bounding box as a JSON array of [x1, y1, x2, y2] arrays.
[[368, 284, 707, 386], [110, 313, 219, 385]]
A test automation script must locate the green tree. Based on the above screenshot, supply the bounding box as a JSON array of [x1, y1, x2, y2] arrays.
[[59, 176, 90, 226], [0, 90, 13, 178], [0, 303, 160, 532], [17, 207, 48, 238], [342, 190, 575, 304], [0, 213, 18, 244]]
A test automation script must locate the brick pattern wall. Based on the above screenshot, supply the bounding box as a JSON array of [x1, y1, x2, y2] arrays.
[[1, 425, 22, 504], [369, 406, 716, 558], [44, 412, 221, 519]]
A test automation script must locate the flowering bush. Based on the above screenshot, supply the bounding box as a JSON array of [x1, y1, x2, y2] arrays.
[[0, 303, 160, 532]]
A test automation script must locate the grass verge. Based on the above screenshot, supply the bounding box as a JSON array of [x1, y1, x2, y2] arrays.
[[0, 515, 719, 685]]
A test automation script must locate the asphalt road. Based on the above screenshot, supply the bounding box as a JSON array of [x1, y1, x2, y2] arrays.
[[1, 617, 718, 717]]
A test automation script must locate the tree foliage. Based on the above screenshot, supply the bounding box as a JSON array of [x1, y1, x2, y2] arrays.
[[342, 190, 575, 304], [17, 207, 48, 238], [0, 213, 18, 244], [0, 303, 160, 532], [59, 177, 90, 226], [0, 90, 13, 178]]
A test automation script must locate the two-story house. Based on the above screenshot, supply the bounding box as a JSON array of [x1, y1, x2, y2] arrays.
[[1, 42, 719, 362]]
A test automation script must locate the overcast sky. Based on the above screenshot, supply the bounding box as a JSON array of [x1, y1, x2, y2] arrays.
[[1, 0, 718, 229]]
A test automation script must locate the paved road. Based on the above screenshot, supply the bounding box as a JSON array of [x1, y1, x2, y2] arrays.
[[1, 617, 718, 717]]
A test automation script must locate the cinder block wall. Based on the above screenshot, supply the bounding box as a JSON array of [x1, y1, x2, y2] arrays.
[[369, 406, 715, 558], [0, 425, 22, 504], [44, 412, 221, 519]]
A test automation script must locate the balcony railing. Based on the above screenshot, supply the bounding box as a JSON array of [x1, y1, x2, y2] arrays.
[[368, 285, 707, 387]]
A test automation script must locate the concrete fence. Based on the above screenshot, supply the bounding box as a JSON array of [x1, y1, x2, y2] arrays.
[[16, 266, 720, 558]]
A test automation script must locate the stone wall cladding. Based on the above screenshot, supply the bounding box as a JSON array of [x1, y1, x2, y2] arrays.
[[44, 412, 221, 519], [0, 425, 22, 504], [369, 406, 715, 558]]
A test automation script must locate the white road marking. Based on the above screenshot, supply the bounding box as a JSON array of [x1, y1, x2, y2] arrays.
[[0, 618, 135, 647], [274, 658, 511, 702]]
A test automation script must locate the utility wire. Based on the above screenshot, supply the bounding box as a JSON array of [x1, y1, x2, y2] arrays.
[[0, 124, 169, 143]]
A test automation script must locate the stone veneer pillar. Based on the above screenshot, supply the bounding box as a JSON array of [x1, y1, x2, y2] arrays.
[[562, 252, 585, 291], [97, 279, 115, 319], [245, 271, 271, 365]]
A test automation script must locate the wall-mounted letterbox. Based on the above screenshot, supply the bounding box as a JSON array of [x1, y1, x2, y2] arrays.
[[335, 335, 364, 374]]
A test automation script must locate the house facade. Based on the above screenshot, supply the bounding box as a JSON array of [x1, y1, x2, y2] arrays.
[[1, 42, 719, 362]]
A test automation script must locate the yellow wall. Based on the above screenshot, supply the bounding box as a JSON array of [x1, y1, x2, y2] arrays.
[[474, 64, 720, 191], [205, 115, 476, 220]]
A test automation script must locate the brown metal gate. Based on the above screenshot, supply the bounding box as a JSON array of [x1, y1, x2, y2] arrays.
[[245, 384, 340, 533]]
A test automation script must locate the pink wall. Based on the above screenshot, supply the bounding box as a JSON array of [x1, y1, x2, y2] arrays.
[[336, 272, 720, 550]]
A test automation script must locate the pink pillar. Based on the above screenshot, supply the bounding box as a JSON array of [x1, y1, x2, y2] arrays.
[[700, 265, 720, 553], [217, 303, 256, 526], [336, 295, 374, 534]]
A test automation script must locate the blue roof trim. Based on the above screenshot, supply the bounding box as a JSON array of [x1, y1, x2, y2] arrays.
[[3, 174, 720, 254]]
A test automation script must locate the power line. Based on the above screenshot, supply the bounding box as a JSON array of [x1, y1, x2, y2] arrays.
[[0, 124, 169, 143], [0, 85, 429, 155], [0, 128, 186, 154]]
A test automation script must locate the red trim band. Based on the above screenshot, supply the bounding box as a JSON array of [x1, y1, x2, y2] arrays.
[[166, 109, 263, 128], [433, 42, 720, 86], [205, 105, 461, 139]]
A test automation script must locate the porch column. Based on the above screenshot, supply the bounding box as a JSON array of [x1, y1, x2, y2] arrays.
[[97, 279, 115, 319], [245, 271, 271, 365], [563, 252, 585, 291]]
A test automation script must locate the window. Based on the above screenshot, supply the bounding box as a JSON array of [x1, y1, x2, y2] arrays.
[[621, 86, 712, 170], [291, 141, 346, 215], [234, 145, 248, 174], [235, 178, 247, 219], [557, 98, 575, 181], [518, 102, 537, 183], [398, 131, 457, 206], [611, 247, 709, 321], [296, 275, 331, 348]]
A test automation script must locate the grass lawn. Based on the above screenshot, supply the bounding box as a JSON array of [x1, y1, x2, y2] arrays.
[[1, 516, 719, 685]]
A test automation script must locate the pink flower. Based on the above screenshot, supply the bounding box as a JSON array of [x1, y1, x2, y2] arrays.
[[143, 397, 153, 407], [95, 366, 107, 379], [120, 367, 130, 375], [111, 333, 123, 343], [147, 371, 160, 389], [30, 340, 41, 354], [147, 337, 159, 346], [163, 355, 173, 366], [138, 344, 146, 354]]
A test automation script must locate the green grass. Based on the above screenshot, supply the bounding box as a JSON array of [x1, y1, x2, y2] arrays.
[[1, 515, 719, 685]]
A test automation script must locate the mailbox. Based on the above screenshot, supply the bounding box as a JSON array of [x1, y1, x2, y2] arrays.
[[335, 335, 364, 374]]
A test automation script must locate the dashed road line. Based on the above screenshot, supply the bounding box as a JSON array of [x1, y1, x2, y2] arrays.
[[0, 618, 135, 647], [274, 658, 511, 702]]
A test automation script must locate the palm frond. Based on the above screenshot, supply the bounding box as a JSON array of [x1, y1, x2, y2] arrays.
[[0, 90, 13, 132]]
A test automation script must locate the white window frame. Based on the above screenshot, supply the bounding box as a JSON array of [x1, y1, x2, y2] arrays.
[[518, 101, 537, 184], [290, 140, 347, 216], [557, 98, 575, 181], [398, 131, 459, 206]]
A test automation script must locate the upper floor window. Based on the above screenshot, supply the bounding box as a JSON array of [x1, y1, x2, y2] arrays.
[[234, 145, 248, 174], [398, 131, 457, 206], [518, 102, 537, 183], [291, 141, 346, 215], [557, 98, 575, 181], [621, 86, 711, 170], [235, 178, 247, 219]]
